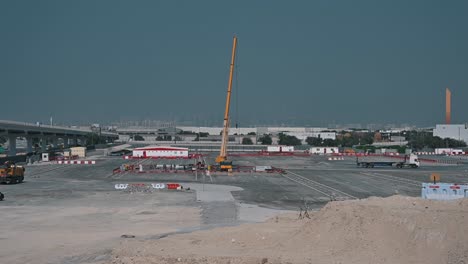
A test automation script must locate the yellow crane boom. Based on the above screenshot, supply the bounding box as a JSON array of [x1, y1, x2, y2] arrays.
[[216, 36, 238, 164]]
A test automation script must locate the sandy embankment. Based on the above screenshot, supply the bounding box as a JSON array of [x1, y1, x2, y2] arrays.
[[109, 196, 468, 264]]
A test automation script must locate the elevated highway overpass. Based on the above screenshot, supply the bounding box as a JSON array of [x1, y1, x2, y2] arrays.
[[0, 120, 118, 156]]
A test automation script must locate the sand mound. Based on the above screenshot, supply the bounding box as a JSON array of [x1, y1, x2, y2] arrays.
[[108, 196, 468, 264]]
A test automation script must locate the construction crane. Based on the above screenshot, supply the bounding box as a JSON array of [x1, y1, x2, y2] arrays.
[[215, 36, 238, 171]]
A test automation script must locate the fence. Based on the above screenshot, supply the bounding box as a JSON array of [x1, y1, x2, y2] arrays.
[[421, 183, 468, 200]]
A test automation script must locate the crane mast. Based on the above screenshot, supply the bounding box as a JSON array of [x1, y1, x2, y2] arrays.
[[216, 36, 237, 164]]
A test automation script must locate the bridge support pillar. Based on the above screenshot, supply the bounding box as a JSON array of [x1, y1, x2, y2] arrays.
[[80, 137, 87, 146], [40, 137, 47, 152], [26, 136, 33, 153], [50, 137, 58, 148], [63, 137, 69, 148], [8, 135, 17, 156], [70, 137, 77, 146]]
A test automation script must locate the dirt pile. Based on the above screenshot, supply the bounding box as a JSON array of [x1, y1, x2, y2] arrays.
[[108, 196, 468, 264]]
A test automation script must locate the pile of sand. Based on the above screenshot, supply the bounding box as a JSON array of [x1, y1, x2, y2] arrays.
[[107, 196, 468, 264]]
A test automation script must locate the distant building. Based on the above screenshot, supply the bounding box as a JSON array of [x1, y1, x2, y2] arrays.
[[132, 146, 189, 158], [433, 124, 468, 143], [390, 136, 406, 142]]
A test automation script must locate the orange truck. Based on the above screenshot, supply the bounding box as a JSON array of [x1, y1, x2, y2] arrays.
[[0, 161, 25, 184]]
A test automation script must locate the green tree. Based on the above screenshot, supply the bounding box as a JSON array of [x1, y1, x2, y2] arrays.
[[278, 133, 302, 146], [407, 131, 467, 150], [306, 137, 322, 146], [335, 132, 373, 147], [247, 132, 256, 135], [133, 135, 145, 141], [242, 137, 253, 145], [258, 134, 272, 145], [323, 139, 338, 147], [359, 133, 374, 145]]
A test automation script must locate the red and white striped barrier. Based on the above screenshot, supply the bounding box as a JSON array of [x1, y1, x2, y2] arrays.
[[415, 152, 467, 156], [415, 152, 436, 155], [58, 160, 96, 165]]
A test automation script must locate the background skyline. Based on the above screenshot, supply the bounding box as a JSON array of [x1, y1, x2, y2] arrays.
[[1, 1, 467, 127]]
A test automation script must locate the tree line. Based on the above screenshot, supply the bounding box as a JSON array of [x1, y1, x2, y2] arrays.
[[406, 131, 466, 149], [129, 129, 467, 150]]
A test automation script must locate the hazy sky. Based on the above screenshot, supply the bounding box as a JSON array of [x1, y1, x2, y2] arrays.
[[1, 1, 467, 126]]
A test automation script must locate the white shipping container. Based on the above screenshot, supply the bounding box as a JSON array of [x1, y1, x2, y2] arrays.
[[267, 145, 294, 152], [435, 148, 463, 155], [310, 147, 339, 155]]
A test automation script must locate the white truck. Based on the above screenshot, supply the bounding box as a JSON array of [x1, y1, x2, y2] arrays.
[[356, 153, 420, 168]]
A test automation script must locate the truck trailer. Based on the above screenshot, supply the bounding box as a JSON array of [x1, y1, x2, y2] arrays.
[[356, 154, 420, 168]]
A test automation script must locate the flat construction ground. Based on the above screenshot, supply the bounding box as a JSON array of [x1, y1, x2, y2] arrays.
[[1, 152, 468, 264]]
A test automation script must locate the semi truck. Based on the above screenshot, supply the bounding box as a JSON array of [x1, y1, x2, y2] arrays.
[[356, 154, 420, 168], [0, 161, 25, 184]]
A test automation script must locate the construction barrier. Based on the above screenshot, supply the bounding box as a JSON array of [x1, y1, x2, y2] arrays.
[[167, 183, 181, 190], [416, 152, 467, 155], [112, 165, 285, 174], [50, 155, 80, 161], [57, 160, 96, 165], [114, 182, 182, 190], [230, 151, 311, 157], [421, 183, 468, 200], [327, 157, 344, 161], [123, 154, 204, 160]]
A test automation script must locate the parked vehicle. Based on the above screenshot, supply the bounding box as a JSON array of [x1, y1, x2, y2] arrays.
[[0, 161, 25, 184]]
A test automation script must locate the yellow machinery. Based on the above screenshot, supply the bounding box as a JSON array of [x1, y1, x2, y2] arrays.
[[215, 36, 238, 171], [0, 161, 25, 184]]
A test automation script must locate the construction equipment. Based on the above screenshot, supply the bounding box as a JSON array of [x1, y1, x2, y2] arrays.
[[0, 161, 25, 184], [215, 36, 238, 171]]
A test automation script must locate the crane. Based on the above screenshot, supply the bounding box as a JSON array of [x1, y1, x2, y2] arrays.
[[215, 36, 237, 171]]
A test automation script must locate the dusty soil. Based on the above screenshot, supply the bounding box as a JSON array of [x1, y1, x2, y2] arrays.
[[0, 192, 200, 264], [107, 196, 468, 264]]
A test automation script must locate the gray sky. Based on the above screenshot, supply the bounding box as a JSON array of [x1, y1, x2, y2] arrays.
[[1, 0, 467, 126]]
